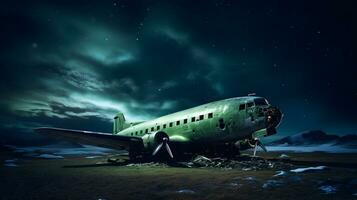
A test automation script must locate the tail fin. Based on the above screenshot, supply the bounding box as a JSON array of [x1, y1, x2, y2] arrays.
[[113, 112, 126, 133]]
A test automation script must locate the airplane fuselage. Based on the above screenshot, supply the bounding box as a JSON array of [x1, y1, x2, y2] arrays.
[[114, 96, 280, 156]]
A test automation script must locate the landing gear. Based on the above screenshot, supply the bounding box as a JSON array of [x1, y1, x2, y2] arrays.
[[235, 138, 267, 157]]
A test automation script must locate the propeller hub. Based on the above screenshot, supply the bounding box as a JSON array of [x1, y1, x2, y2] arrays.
[[152, 132, 173, 159]]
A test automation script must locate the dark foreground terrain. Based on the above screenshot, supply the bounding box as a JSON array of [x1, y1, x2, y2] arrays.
[[1, 149, 357, 200]]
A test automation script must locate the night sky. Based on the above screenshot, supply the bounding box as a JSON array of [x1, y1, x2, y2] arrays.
[[1, 0, 356, 145]]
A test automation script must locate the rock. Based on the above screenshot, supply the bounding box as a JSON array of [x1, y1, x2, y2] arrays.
[[229, 182, 240, 187], [319, 185, 337, 194], [191, 155, 213, 167], [262, 180, 283, 189], [244, 176, 258, 181], [278, 154, 290, 159]]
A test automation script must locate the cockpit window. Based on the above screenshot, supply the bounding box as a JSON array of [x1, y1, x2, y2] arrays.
[[254, 98, 268, 106], [239, 104, 245, 110], [247, 102, 254, 108]]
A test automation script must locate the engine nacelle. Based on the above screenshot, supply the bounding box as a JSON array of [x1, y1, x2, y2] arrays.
[[141, 131, 169, 149]]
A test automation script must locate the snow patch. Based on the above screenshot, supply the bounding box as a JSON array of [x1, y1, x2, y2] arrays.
[[85, 156, 102, 159], [5, 159, 17, 163], [266, 144, 357, 153], [35, 154, 64, 159], [4, 159, 18, 167], [11, 144, 117, 156], [290, 166, 327, 173], [176, 189, 195, 194], [274, 170, 287, 177], [278, 154, 290, 159], [4, 163, 17, 167]]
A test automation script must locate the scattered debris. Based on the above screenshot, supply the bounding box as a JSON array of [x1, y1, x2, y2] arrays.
[[176, 189, 196, 194], [184, 155, 292, 170], [319, 185, 337, 194], [126, 162, 169, 167], [290, 166, 327, 173], [35, 154, 64, 159], [262, 180, 283, 189]]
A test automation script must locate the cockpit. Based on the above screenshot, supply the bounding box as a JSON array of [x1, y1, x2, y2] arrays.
[[238, 97, 269, 111], [253, 98, 269, 106], [237, 97, 282, 132]]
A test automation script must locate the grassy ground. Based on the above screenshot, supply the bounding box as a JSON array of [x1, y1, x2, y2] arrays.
[[1, 151, 357, 200]]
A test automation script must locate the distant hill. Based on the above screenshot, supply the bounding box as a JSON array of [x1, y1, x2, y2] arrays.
[[269, 130, 357, 147]]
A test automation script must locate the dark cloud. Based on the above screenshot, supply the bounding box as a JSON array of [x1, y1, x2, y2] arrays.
[[0, 0, 356, 145]]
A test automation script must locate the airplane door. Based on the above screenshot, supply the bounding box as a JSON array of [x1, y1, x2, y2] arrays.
[[238, 101, 254, 131], [238, 103, 247, 127], [245, 101, 256, 131], [246, 101, 255, 122]]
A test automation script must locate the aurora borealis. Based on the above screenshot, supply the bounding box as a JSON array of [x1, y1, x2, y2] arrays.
[[1, 0, 356, 145]]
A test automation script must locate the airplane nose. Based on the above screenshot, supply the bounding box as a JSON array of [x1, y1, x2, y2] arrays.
[[265, 106, 283, 129]]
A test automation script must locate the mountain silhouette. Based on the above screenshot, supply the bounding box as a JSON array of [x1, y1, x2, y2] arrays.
[[270, 130, 357, 147]]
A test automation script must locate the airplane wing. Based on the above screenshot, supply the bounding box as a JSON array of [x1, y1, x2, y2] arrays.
[[34, 127, 143, 151]]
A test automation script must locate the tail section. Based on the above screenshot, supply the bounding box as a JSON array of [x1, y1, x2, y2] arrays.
[[113, 112, 126, 134]]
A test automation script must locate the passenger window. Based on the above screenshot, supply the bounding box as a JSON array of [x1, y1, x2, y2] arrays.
[[163, 124, 166, 129], [239, 104, 245, 110], [135, 131, 138, 135], [169, 122, 173, 127], [140, 130, 143, 134], [208, 113, 213, 118], [151, 127, 154, 131], [199, 115, 204, 120], [176, 120, 180, 125], [157, 126, 160, 130], [145, 129, 148, 133], [184, 119, 188, 124], [131, 132, 133, 136], [191, 117, 196, 122], [247, 102, 254, 108]]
